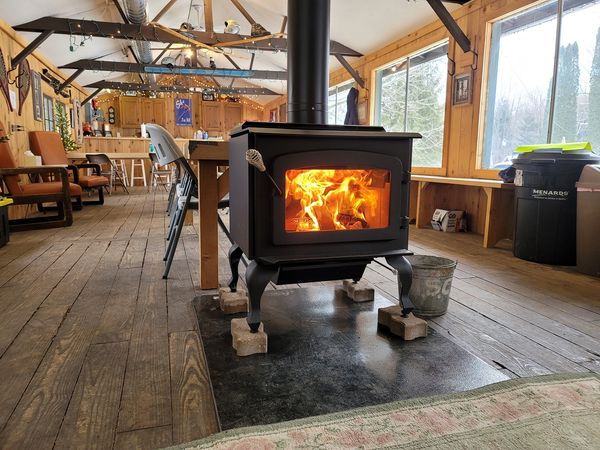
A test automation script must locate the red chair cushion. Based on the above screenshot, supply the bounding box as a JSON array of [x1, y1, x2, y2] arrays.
[[78, 175, 109, 188], [20, 182, 82, 197]]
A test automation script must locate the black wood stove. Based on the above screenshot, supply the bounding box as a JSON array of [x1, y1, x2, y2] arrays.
[[224, 0, 420, 333]]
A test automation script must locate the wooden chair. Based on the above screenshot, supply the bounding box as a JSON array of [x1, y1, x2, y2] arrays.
[[0, 122, 75, 231], [29, 131, 109, 206]]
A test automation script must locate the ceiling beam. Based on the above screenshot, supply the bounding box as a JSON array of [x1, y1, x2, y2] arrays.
[[230, 0, 257, 25], [60, 59, 288, 80], [425, 0, 471, 53], [57, 68, 84, 93], [224, 55, 241, 70], [112, 0, 130, 24], [204, 0, 214, 33], [14, 17, 362, 57], [279, 16, 287, 33], [11, 30, 53, 69], [85, 80, 279, 95], [152, 0, 179, 22], [151, 43, 173, 64], [127, 46, 146, 82], [334, 55, 365, 89], [82, 87, 102, 105]]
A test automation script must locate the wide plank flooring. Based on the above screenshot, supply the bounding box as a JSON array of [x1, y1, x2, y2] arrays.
[[0, 189, 598, 449]]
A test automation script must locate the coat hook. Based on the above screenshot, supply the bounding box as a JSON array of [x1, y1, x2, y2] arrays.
[[447, 53, 456, 77]]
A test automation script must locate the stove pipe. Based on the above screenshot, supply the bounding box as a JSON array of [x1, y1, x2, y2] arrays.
[[287, 0, 331, 124]]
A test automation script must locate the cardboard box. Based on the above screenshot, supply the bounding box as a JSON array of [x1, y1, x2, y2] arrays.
[[431, 209, 467, 232]]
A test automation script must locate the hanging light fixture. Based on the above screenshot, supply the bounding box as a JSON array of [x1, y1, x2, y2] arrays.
[[224, 19, 241, 34]]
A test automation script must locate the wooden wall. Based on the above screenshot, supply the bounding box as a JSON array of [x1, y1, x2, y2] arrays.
[[263, 0, 541, 180], [96, 92, 264, 139], [0, 18, 89, 218]]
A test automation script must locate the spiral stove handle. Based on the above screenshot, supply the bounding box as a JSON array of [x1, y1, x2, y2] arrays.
[[245, 149, 283, 196]]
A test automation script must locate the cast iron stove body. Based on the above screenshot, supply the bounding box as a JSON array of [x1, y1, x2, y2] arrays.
[[226, 122, 420, 332]]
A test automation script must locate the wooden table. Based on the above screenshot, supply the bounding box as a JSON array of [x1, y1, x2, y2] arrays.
[[411, 175, 515, 248], [188, 140, 229, 290]]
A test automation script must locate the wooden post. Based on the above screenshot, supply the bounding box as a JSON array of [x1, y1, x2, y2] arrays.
[[198, 161, 219, 289]]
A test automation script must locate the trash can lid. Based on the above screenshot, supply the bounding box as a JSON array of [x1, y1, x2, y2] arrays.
[[515, 142, 592, 153], [513, 142, 600, 164], [576, 165, 600, 190]]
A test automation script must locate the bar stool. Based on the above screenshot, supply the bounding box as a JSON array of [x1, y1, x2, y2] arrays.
[[130, 158, 147, 187]]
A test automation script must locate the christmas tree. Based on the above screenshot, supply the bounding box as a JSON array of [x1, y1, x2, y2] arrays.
[[55, 103, 79, 152]]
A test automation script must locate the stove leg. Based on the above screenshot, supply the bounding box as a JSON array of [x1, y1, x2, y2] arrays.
[[385, 255, 414, 317], [227, 244, 244, 292], [245, 261, 278, 333]]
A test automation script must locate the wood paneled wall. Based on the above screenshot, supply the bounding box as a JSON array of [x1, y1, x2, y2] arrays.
[[0, 18, 89, 218], [263, 0, 541, 180], [97, 92, 264, 139]]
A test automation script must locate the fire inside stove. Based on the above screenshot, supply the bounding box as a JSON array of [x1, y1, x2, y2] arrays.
[[284, 168, 391, 232]]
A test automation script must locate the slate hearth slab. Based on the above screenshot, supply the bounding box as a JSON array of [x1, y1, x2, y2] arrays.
[[194, 286, 507, 430]]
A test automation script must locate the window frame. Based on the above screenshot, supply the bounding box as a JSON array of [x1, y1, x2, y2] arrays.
[[328, 79, 354, 125], [371, 39, 451, 176], [476, 0, 600, 177], [42, 94, 55, 132]]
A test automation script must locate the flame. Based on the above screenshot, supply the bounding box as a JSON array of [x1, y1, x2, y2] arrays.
[[285, 169, 390, 232]]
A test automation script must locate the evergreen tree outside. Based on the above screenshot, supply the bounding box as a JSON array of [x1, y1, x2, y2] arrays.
[[377, 42, 448, 167], [55, 103, 78, 152], [589, 27, 600, 152], [551, 42, 580, 142], [406, 56, 447, 167]]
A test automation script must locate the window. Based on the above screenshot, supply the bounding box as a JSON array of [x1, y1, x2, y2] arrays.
[[328, 81, 353, 125], [43, 95, 55, 132], [482, 0, 600, 169], [374, 42, 449, 168]]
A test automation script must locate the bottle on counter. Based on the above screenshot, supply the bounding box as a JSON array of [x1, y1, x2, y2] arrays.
[[203, 131, 209, 140]]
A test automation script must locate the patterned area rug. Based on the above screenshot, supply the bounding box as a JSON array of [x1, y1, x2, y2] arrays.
[[168, 373, 600, 449]]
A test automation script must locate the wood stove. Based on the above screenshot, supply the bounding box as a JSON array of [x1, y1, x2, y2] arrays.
[[224, 0, 419, 333], [226, 122, 420, 332]]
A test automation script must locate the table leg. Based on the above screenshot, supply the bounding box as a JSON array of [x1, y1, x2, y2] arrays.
[[198, 161, 219, 289]]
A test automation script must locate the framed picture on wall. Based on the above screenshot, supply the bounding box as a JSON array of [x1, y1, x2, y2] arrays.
[[31, 71, 43, 121], [453, 70, 473, 106], [175, 97, 192, 126]]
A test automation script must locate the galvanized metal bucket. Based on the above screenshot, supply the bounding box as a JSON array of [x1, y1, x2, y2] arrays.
[[406, 255, 457, 318]]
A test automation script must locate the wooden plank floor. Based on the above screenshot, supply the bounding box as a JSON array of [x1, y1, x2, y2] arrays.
[[0, 189, 599, 449]]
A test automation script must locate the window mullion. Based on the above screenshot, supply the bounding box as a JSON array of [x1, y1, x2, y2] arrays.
[[404, 57, 410, 132], [547, 0, 564, 143]]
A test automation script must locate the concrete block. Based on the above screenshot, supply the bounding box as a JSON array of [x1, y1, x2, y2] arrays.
[[342, 280, 375, 302], [231, 318, 267, 356], [378, 306, 428, 341], [218, 288, 248, 314]]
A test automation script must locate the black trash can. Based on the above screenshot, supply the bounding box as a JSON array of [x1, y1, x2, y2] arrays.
[[512, 145, 600, 265]]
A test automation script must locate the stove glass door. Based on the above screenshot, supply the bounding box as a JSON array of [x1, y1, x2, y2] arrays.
[[284, 168, 391, 233]]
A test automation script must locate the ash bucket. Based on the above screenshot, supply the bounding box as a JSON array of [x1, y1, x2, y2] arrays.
[[406, 255, 457, 317]]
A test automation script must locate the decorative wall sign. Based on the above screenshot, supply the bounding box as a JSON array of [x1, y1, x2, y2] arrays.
[[202, 92, 215, 101], [175, 97, 192, 126], [0, 49, 12, 111], [31, 70, 43, 121], [107, 106, 116, 124], [17, 59, 31, 116], [453, 70, 473, 106]]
